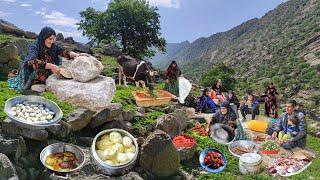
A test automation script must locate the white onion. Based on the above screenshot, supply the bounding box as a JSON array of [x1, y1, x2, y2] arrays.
[[122, 136, 133, 147]]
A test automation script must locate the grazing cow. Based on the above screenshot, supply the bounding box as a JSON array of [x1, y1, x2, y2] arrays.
[[117, 55, 155, 88]]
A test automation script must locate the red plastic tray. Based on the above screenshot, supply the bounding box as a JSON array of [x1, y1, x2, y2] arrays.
[[260, 149, 280, 154], [173, 135, 196, 149]]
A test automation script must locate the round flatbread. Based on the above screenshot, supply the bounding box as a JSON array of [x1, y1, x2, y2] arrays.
[[60, 68, 73, 79]]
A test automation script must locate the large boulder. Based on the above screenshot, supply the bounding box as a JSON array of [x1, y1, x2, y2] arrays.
[[0, 153, 19, 180], [90, 103, 123, 128], [0, 134, 27, 160], [74, 43, 92, 54], [46, 75, 116, 111], [69, 56, 104, 82], [66, 108, 95, 131], [0, 44, 18, 63], [2, 119, 48, 141], [101, 44, 122, 57], [155, 114, 181, 138], [140, 130, 180, 177], [8, 59, 20, 69], [172, 109, 187, 131]]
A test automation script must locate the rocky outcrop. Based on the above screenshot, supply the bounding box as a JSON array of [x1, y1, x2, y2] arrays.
[[56, 33, 64, 42], [0, 19, 37, 39], [65, 37, 75, 44]]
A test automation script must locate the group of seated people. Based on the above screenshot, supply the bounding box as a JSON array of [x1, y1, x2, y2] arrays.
[[196, 82, 259, 121], [195, 82, 307, 150]]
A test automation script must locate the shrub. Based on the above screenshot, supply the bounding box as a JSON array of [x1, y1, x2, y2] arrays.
[[200, 63, 236, 90]]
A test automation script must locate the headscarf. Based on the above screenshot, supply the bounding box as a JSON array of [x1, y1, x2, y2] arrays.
[[220, 101, 230, 109], [37, 27, 56, 60]]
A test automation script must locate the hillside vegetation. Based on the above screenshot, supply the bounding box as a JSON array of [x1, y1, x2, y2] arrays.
[[150, 0, 320, 118]]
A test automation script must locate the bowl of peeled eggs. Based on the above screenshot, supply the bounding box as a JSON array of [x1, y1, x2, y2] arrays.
[[4, 95, 62, 129], [91, 128, 139, 176]]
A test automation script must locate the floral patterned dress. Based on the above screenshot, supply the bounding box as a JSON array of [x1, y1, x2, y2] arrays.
[[7, 42, 71, 92], [265, 86, 278, 118]]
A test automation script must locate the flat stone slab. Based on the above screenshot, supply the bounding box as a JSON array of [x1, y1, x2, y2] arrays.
[[2, 119, 48, 141], [90, 103, 123, 128], [66, 108, 95, 131]]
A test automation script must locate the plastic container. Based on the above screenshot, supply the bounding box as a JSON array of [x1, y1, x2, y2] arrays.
[[239, 153, 263, 175], [173, 135, 196, 149]]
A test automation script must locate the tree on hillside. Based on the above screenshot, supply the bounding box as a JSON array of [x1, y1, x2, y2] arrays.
[[78, 0, 166, 58], [200, 63, 236, 90]]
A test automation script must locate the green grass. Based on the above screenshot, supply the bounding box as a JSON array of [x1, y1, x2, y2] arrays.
[[132, 111, 164, 130], [0, 81, 75, 120], [0, 34, 17, 43], [0, 81, 21, 120], [101, 56, 118, 77], [183, 130, 320, 179], [112, 85, 138, 112]]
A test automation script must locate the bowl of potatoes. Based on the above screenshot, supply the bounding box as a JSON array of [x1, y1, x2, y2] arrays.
[[91, 128, 138, 176]]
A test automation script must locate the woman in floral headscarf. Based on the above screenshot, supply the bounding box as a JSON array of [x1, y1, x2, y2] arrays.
[[8, 27, 80, 92], [164, 61, 181, 96]]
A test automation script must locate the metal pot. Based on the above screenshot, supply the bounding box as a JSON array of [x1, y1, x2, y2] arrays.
[[40, 143, 86, 178], [4, 95, 62, 129], [228, 140, 259, 158], [210, 123, 236, 145], [91, 128, 139, 176]]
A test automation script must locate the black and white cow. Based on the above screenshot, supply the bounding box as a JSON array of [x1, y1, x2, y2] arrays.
[[117, 55, 156, 88]]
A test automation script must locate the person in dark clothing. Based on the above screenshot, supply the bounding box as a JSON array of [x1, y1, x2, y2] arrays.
[[265, 82, 279, 118], [196, 88, 218, 113], [226, 90, 240, 117], [270, 100, 307, 149], [240, 94, 260, 120], [213, 101, 237, 130], [165, 61, 181, 96]]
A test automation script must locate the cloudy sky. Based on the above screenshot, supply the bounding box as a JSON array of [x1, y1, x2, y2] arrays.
[[0, 0, 284, 43]]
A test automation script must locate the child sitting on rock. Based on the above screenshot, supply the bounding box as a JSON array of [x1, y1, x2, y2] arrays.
[[278, 116, 299, 141]]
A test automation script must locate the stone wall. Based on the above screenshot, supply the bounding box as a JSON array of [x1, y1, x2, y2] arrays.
[[0, 38, 33, 77]]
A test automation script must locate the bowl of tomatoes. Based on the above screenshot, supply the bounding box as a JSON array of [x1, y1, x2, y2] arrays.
[[199, 148, 227, 173]]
